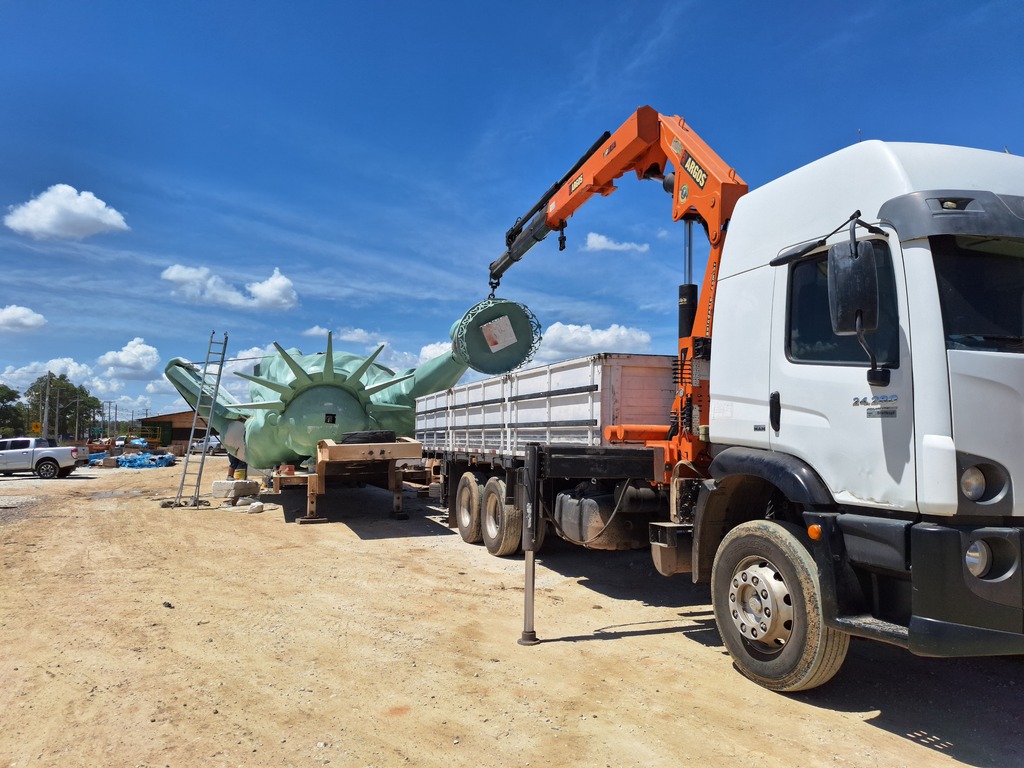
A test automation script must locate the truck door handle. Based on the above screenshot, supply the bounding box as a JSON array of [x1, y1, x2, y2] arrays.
[[769, 391, 781, 432]]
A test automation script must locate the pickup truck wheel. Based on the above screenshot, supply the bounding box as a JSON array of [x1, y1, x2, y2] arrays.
[[454, 472, 484, 543], [711, 519, 849, 692], [35, 459, 60, 479], [482, 477, 522, 557]]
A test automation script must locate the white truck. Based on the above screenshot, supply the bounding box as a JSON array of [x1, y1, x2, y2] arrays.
[[425, 106, 1024, 692], [0, 437, 89, 479]]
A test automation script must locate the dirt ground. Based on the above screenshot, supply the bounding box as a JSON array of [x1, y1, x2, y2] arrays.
[[2, 459, 1022, 768]]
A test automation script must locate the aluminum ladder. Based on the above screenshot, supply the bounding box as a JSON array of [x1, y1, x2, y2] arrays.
[[174, 331, 228, 507]]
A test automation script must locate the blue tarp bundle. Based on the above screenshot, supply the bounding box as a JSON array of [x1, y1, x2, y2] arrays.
[[89, 452, 176, 468], [118, 452, 176, 468]]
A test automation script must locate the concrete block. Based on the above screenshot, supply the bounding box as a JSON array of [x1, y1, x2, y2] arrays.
[[211, 479, 261, 498]]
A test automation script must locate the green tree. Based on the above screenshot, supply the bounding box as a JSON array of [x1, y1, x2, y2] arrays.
[[23, 374, 103, 441], [0, 383, 21, 437]]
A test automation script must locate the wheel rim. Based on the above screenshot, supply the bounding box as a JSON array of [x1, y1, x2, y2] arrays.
[[39, 462, 57, 479], [457, 487, 472, 529], [727, 555, 794, 654], [484, 495, 500, 539]]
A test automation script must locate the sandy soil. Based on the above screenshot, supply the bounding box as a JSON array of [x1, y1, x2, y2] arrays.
[[1, 458, 1022, 767]]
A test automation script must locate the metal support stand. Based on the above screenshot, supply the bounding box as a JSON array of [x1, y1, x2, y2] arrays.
[[519, 549, 540, 646], [519, 444, 541, 646]]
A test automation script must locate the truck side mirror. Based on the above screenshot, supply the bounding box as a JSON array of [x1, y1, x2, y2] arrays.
[[828, 240, 890, 387], [827, 240, 879, 335]]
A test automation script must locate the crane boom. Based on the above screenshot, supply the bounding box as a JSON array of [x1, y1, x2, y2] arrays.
[[489, 106, 749, 477], [489, 106, 746, 284]]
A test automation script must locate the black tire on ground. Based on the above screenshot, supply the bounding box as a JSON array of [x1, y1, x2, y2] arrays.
[[36, 459, 60, 480], [711, 519, 849, 692], [482, 477, 522, 557], [454, 471, 485, 544]]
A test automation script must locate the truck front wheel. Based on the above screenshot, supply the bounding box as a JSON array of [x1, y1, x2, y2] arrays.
[[455, 472, 485, 543], [482, 477, 522, 557], [35, 459, 60, 480], [711, 519, 849, 692]]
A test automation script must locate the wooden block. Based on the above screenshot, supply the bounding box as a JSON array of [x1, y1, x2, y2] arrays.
[[316, 437, 422, 463]]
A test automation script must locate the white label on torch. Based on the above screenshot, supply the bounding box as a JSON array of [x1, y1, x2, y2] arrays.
[[480, 315, 517, 353]]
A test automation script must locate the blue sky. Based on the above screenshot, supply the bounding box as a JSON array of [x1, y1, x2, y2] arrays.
[[1, 1, 1021, 419]]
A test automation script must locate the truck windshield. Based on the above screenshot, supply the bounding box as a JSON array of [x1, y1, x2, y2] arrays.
[[933, 235, 1024, 353]]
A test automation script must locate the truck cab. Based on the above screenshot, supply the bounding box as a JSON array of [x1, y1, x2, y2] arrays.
[[702, 141, 1024, 688]]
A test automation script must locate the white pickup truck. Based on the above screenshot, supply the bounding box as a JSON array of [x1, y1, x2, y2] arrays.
[[0, 437, 89, 479]]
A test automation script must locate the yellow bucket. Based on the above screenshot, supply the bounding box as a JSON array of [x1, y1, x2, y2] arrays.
[[233, 469, 247, 480]]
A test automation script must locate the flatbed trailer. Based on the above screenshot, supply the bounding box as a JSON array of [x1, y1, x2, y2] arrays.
[[416, 353, 675, 553]]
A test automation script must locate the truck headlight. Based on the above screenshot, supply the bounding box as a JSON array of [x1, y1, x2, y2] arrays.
[[960, 466, 986, 501], [965, 540, 992, 578]]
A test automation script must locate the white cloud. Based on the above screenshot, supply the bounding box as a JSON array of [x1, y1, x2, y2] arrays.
[[336, 327, 381, 345], [161, 265, 298, 310], [302, 325, 331, 337], [0, 357, 95, 393], [145, 378, 175, 395], [4, 184, 129, 240], [375, 344, 418, 372], [108, 392, 151, 411], [582, 232, 649, 253], [0, 354, 155, 403], [97, 337, 161, 379], [534, 321, 651, 364], [0, 304, 47, 332], [419, 341, 453, 363], [246, 268, 298, 309], [89, 377, 125, 396]]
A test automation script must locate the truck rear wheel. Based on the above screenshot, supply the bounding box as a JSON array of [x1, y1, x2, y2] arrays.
[[711, 519, 849, 692], [36, 459, 59, 480], [482, 477, 522, 557], [531, 513, 547, 553], [455, 472, 485, 543]]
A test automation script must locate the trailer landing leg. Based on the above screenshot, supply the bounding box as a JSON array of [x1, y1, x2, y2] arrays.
[[519, 550, 540, 645]]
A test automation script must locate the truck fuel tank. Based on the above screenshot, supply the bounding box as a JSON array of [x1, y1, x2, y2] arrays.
[[552, 482, 664, 550]]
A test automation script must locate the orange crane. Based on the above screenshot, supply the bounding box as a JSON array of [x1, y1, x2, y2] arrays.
[[488, 105, 748, 480]]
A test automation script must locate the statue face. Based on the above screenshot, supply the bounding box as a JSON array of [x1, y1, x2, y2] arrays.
[[280, 385, 370, 457]]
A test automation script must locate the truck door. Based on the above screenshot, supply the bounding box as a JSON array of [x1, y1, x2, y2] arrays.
[[0, 439, 8, 470], [768, 239, 917, 512], [1, 438, 33, 472]]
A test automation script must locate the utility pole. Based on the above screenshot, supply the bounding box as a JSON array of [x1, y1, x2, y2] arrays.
[[41, 372, 52, 440], [102, 400, 114, 439]]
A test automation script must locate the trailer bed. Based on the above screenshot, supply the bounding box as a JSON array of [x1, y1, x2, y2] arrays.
[[415, 352, 675, 461]]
